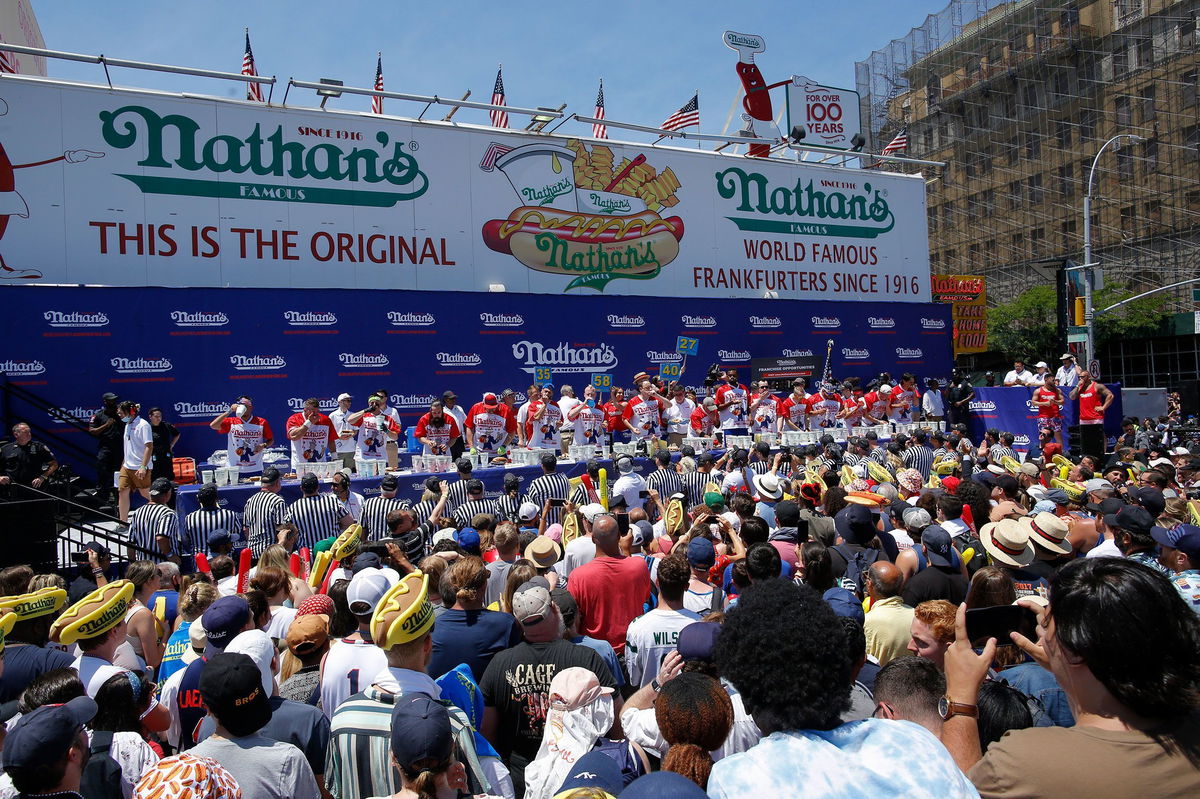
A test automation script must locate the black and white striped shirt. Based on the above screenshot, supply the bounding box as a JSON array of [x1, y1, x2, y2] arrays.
[[903, 445, 936, 480], [453, 498, 499, 528], [127, 503, 179, 561], [410, 499, 438, 527], [360, 496, 410, 541], [844, 452, 864, 468], [524, 471, 571, 526], [445, 478, 473, 514], [495, 494, 522, 524], [645, 468, 684, 521], [749, 460, 771, 476], [243, 489, 287, 556], [286, 494, 350, 551], [185, 507, 243, 555], [869, 446, 889, 465], [680, 470, 711, 508], [989, 445, 1017, 464]]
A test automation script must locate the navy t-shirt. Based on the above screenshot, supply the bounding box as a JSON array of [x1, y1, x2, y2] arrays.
[[0, 644, 74, 702], [429, 608, 522, 682]]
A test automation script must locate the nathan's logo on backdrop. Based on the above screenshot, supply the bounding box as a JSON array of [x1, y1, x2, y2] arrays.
[[170, 311, 228, 327], [392, 393, 440, 408], [284, 311, 337, 327], [920, 317, 946, 330], [645, 350, 683, 363], [681, 315, 717, 328], [48, 405, 101, 422], [782, 348, 814, 357], [607, 314, 645, 328], [339, 353, 389, 368], [480, 140, 685, 292], [896, 347, 923, 359], [480, 312, 524, 328], [749, 315, 781, 328], [1013, 434, 1031, 447], [387, 311, 436, 326], [512, 340, 618, 375], [715, 168, 894, 238], [436, 352, 482, 367], [841, 348, 869, 360], [969, 400, 997, 412], [111, 357, 172, 374], [174, 400, 230, 418], [287, 397, 338, 412], [868, 317, 895, 329], [718, 349, 750, 361], [98, 105, 428, 206], [43, 311, 109, 328], [811, 316, 841, 329], [230, 355, 286, 371]]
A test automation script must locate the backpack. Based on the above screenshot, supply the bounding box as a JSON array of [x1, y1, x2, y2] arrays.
[[80, 730, 123, 799], [833, 544, 882, 598]]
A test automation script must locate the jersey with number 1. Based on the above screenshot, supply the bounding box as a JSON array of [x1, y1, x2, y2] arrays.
[[319, 637, 388, 719]]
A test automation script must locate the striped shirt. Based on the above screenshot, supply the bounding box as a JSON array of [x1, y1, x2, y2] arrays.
[[645, 468, 684, 521], [445, 477, 473, 514], [844, 452, 864, 468], [453, 498, 499, 528], [127, 503, 179, 561], [286, 494, 350, 551], [326, 684, 490, 799], [359, 496, 409, 540], [243, 489, 287, 556], [903, 444, 936, 480], [869, 446, 889, 465], [410, 499, 438, 526], [185, 507, 243, 555], [990, 444, 1017, 464], [494, 494, 522, 524], [749, 460, 772, 476], [524, 471, 572, 527], [680, 470, 711, 508]]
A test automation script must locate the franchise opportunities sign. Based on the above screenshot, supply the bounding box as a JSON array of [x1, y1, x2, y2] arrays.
[[0, 78, 928, 300]]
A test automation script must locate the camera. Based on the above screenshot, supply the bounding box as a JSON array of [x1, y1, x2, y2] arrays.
[[71, 550, 89, 563], [779, 445, 792, 457], [704, 363, 722, 388]]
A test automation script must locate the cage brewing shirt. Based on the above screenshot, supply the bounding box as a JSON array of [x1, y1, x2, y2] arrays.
[[218, 416, 272, 472], [286, 412, 336, 468]]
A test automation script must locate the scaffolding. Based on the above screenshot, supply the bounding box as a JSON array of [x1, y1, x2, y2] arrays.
[[856, 0, 1200, 318]]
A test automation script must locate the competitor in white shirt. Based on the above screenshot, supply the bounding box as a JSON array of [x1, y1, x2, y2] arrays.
[[568, 384, 608, 449], [209, 395, 275, 475], [327, 393, 359, 470], [714, 370, 750, 432], [1003, 359, 1035, 386], [663, 383, 697, 447], [285, 398, 338, 469], [347, 394, 401, 460]]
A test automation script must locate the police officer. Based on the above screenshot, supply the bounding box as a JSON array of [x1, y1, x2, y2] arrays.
[[0, 422, 57, 489], [88, 392, 122, 509]]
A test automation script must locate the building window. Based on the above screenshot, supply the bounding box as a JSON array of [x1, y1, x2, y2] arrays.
[[1185, 71, 1199, 108], [1136, 38, 1153, 69], [943, 202, 955, 229], [1059, 163, 1075, 197], [981, 188, 995, 214], [1060, 220, 1077, 252], [929, 207, 938, 234], [1028, 173, 1044, 205], [1061, 3, 1080, 30], [1011, 232, 1025, 260], [1115, 95, 1131, 127], [1112, 44, 1128, 78], [926, 74, 942, 107], [1080, 109, 1097, 141], [1009, 180, 1023, 209], [1115, 0, 1143, 29], [1184, 124, 1200, 161], [1117, 148, 1134, 180], [944, 249, 957, 269], [968, 243, 981, 265], [1031, 227, 1045, 257], [1182, 15, 1197, 49], [1140, 84, 1156, 122], [967, 194, 980, 222], [1120, 205, 1136, 235], [1142, 137, 1159, 173], [1145, 199, 1162, 227], [1058, 120, 1072, 149], [1025, 131, 1042, 160]]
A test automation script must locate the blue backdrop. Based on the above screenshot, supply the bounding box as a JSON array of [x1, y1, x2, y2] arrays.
[[967, 386, 1124, 453], [0, 285, 953, 476]]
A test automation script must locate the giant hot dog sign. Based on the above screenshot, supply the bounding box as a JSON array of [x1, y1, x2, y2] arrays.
[[0, 78, 930, 301]]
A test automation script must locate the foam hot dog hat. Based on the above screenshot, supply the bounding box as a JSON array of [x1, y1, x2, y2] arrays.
[[0, 611, 17, 653], [50, 580, 134, 645], [370, 571, 435, 649], [0, 586, 68, 620], [331, 524, 364, 561]]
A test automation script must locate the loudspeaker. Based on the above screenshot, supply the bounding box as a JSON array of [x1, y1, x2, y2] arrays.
[[1178, 380, 1200, 418]]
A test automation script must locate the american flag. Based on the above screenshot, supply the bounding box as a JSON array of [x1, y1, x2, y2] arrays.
[[593, 79, 608, 139], [0, 40, 15, 75], [478, 142, 513, 172], [242, 30, 263, 102], [661, 94, 699, 132], [490, 67, 508, 128], [881, 127, 908, 155], [372, 53, 384, 115]]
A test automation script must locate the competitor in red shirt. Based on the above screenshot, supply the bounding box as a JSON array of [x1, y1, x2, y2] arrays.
[[603, 385, 630, 443], [284, 398, 338, 468], [890, 373, 922, 423], [840, 383, 867, 428], [209, 395, 275, 474], [714, 369, 751, 433], [524, 385, 563, 452], [623, 380, 665, 443], [1031, 374, 1065, 448], [778, 378, 811, 432], [807, 382, 844, 429], [862, 384, 892, 425], [414, 400, 462, 456], [1070, 370, 1113, 460], [464, 392, 517, 455], [690, 396, 719, 437]]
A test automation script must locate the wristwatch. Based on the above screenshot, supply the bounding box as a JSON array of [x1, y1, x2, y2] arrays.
[[938, 696, 979, 720], [650, 678, 662, 692]]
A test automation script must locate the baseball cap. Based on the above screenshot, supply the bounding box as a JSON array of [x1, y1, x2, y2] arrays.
[[260, 467, 282, 485], [1104, 505, 1155, 536], [620, 771, 709, 798], [686, 537, 716, 568], [1084, 478, 1115, 494], [676, 621, 721, 662], [822, 587, 865, 623], [465, 478, 484, 495], [579, 503, 606, 523], [482, 392, 499, 407], [1034, 361, 1049, 369], [336, 392, 353, 402], [540, 452, 558, 469], [518, 502, 540, 522], [835, 503, 876, 546], [286, 614, 330, 657], [1019, 462, 1040, 478], [347, 567, 398, 615], [84, 541, 110, 557], [455, 528, 482, 554], [390, 694, 455, 770], [1043, 488, 1070, 506], [206, 530, 232, 549], [549, 667, 614, 712], [297, 593, 335, 618], [101, 392, 119, 402], [300, 473, 319, 492], [371, 571, 436, 648], [554, 750, 623, 798], [512, 581, 553, 626], [199, 652, 271, 737], [1152, 523, 1200, 562], [201, 596, 250, 652], [549, 588, 578, 627], [185, 618, 206, 663], [2, 695, 97, 770], [1085, 496, 1124, 516], [380, 474, 399, 492], [350, 552, 382, 574], [441, 390, 456, 400], [149, 477, 175, 497], [631, 520, 653, 548], [901, 506, 932, 530], [197, 483, 218, 504], [225, 630, 276, 698], [1131, 486, 1166, 517], [921, 524, 954, 567]]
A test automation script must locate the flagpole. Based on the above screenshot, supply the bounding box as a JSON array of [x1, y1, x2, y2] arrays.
[[696, 89, 701, 150]]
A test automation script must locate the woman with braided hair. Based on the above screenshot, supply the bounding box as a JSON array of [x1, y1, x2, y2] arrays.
[[656, 672, 734, 789]]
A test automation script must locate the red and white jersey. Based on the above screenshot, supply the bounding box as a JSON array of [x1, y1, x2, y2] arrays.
[[750, 394, 778, 433], [690, 406, 718, 436], [465, 402, 516, 452], [285, 412, 337, 468], [779, 393, 811, 429], [414, 413, 461, 455], [862, 391, 890, 422], [714, 383, 750, 429], [623, 396, 664, 441], [573, 405, 606, 447], [841, 395, 866, 426], [352, 412, 400, 460], [1034, 387, 1063, 418], [603, 400, 626, 432], [525, 399, 563, 450], [218, 416, 273, 473], [890, 385, 921, 421], [808, 393, 843, 428]]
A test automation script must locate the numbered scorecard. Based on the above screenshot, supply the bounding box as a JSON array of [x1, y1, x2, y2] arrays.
[[676, 336, 699, 356]]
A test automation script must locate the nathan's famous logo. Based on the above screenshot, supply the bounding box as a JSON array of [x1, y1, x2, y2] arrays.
[[174, 400, 229, 418], [718, 349, 751, 361], [895, 347, 923, 359], [99, 105, 428, 207], [811, 316, 841, 329], [0, 359, 45, 376], [716, 168, 894, 238], [388, 311, 436, 327], [437, 352, 482, 367], [111, 357, 172, 374], [512, 340, 618, 375], [841, 348, 869, 360], [921, 317, 946, 329], [171, 311, 228, 327], [607, 314, 645, 328], [339, 353, 389, 368], [287, 397, 338, 412], [481, 140, 685, 292], [868, 316, 895, 329], [77, 599, 128, 637], [480, 313, 524, 328], [645, 350, 683, 364], [1013, 434, 1031, 447], [230, 355, 286, 371], [48, 405, 101, 422], [285, 311, 337, 326], [682, 315, 717, 328], [969, 400, 997, 412], [782, 348, 814, 357], [392, 393, 440, 408], [44, 311, 109, 328], [749, 315, 781, 328]]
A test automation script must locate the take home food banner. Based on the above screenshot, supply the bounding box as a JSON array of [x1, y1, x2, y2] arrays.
[[0, 285, 951, 475], [0, 77, 928, 301]]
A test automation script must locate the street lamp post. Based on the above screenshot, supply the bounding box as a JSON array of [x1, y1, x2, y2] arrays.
[[1082, 133, 1145, 371]]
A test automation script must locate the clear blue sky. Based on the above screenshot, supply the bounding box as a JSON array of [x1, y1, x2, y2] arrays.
[[32, 0, 937, 140]]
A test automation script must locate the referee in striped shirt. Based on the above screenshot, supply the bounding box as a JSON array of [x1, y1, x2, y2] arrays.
[[645, 450, 683, 521], [524, 452, 570, 526], [286, 473, 354, 551], [444, 459, 476, 515], [126, 477, 180, 562], [680, 456, 712, 508], [359, 474, 410, 541], [185, 482, 244, 556], [243, 467, 288, 556], [988, 431, 1018, 465], [409, 476, 444, 526], [453, 479, 498, 527], [902, 430, 936, 480]]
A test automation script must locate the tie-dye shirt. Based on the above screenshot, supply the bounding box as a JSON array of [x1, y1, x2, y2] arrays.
[[707, 719, 979, 799], [1170, 569, 1200, 613]]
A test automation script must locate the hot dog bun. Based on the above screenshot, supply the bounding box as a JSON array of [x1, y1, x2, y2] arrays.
[[50, 580, 134, 645]]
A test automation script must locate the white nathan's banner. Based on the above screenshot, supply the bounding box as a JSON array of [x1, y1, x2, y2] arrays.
[[0, 78, 929, 300]]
